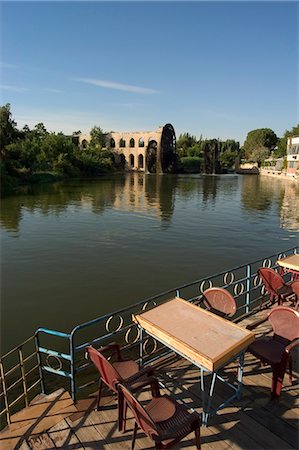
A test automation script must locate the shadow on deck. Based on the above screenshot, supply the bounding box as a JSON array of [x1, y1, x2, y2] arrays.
[[1, 307, 298, 450]]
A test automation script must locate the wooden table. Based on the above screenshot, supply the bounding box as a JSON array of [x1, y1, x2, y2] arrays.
[[277, 254, 299, 278], [133, 297, 255, 425]]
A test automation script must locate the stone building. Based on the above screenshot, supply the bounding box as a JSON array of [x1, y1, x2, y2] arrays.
[[78, 123, 177, 174]]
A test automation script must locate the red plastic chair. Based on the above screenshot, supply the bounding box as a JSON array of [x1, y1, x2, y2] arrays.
[[87, 344, 157, 430], [247, 306, 299, 399], [291, 280, 299, 310], [258, 267, 293, 306], [118, 383, 201, 449], [199, 287, 237, 318]]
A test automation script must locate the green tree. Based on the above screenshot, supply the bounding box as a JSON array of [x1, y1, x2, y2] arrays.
[[89, 126, 106, 149], [177, 133, 197, 157], [243, 128, 277, 164], [219, 140, 240, 169], [0, 103, 19, 151]]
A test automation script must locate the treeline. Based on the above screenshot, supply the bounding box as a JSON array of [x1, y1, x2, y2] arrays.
[[177, 124, 299, 174], [0, 104, 117, 192], [1, 103, 298, 193], [177, 133, 240, 174]]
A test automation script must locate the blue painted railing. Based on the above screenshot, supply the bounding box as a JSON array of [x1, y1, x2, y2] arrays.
[[34, 246, 298, 403]]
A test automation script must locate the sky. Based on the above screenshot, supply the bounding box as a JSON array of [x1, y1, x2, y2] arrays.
[[0, 1, 298, 143]]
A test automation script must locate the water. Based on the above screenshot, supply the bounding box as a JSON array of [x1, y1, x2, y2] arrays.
[[1, 174, 298, 353]]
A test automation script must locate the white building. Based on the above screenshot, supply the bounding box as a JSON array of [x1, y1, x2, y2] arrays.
[[286, 136, 299, 176]]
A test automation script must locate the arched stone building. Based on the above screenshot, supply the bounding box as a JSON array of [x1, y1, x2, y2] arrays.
[[78, 123, 177, 174]]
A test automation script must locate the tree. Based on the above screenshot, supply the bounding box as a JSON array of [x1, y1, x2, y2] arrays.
[[219, 140, 240, 169], [0, 103, 18, 151], [89, 126, 106, 149], [176, 133, 198, 157], [243, 128, 278, 164]]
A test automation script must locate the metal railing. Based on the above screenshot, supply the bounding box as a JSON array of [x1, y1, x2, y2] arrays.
[[1, 245, 298, 428]]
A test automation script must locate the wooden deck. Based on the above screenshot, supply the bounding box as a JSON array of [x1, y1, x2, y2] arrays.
[[1, 307, 298, 449]]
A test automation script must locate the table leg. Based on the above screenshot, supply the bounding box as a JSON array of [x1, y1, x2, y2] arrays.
[[139, 328, 143, 366], [237, 352, 245, 400]]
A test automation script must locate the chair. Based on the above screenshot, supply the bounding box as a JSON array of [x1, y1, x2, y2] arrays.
[[291, 280, 299, 310], [118, 383, 201, 449], [87, 344, 157, 430], [198, 287, 237, 318], [258, 267, 293, 306], [247, 306, 299, 399]]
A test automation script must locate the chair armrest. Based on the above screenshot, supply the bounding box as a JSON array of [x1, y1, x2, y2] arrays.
[[285, 338, 299, 353], [246, 316, 268, 330], [98, 342, 122, 361]]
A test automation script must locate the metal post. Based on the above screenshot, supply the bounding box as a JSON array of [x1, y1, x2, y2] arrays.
[[34, 333, 46, 395], [18, 347, 29, 407], [139, 328, 143, 365], [0, 359, 11, 425], [205, 372, 217, 426], [200, 368, 206, 426], [70, 333, 76, 403], [237, 352, 245, 399], [246, 264, 251, 314]]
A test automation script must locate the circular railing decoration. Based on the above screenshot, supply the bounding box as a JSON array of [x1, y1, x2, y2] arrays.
[[199, 279, 213, 293], [125, 326, 140, 345], [223, 271, 235, 286], [262, 258, 272, 268], [253, 274, 262, 287], [278, 253, 286, 260], [143, 337, 158, 356], [142, 300, 157, 311], [105, 315, 124, 333], [234, 282, 245, 296], [46, 354, 62, 372], [261, 285, 266, 295]]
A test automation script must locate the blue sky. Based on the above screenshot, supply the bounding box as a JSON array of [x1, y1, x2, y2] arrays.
[[1, 1, 298, 143]]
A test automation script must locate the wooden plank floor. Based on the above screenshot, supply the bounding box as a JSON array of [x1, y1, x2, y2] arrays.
[[2, 305, 299, 449]]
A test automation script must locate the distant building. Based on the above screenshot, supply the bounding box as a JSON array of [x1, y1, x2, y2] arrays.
[[78, 123, 177, 174], [286, 136, 299, 176]]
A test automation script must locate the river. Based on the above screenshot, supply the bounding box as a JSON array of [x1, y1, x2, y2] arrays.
[[1, 173, 298, 352]]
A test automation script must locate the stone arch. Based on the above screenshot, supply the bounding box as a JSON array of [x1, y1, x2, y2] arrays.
[[119, 138, 126, 148], [138, 154, 144, 169], [110, 138, 115, 148], [120, 153, 126, 168], [129, 154, 135, 168], [138, 137, 145, 147], [82, 139, 88, 149], [129, 138, 135, 148], [146, 140, 157, 173]]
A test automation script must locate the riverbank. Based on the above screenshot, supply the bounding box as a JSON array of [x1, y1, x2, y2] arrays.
[[260, 168, 298, 181]]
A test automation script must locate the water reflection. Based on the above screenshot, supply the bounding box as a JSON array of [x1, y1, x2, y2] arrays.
[[1, 174, 298, 234], [241, 175, 299, 232], [0, 174, 176, 233]]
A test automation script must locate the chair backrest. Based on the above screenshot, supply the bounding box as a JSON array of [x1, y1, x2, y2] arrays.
[[202, 287, 237, 317], [268, 306, 299, 343], [291, 280, 299, 308], [87, 346, 121, 391], [258, 268, 285, 296], [118, 383, 158, 439]]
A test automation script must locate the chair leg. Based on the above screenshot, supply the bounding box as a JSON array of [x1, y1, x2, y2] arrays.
[[131, 422, 138, 450], [195, 422, 201, 449], [288, 356, 293, 384], [271, 364, 286, 399], [123, 399, 128, 433], [96, 379, 103, 411]]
